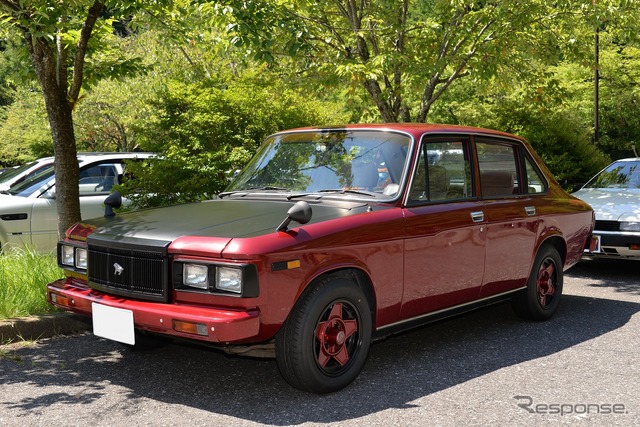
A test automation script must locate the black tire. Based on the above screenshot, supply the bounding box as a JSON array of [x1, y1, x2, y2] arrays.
[[512, 244, 563, 320], [276, 276, 372, 394]]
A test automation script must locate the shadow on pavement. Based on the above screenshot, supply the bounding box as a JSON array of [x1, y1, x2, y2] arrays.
[[1, 288, 638, 424], [567, 258, 640, 295]]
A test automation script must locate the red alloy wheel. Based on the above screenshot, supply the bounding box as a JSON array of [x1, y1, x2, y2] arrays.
[[314, 301, 360, 374], [536, 257, 557, 307]]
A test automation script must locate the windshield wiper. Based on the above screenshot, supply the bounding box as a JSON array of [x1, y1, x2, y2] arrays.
[[317, 189, 377, 197], [218, 186, 290, 198], [246, 186, 290, 191]]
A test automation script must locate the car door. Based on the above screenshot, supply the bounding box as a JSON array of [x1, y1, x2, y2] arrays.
[[401, 136, 486, 319], [30, 162, 124, 249], [475, 138, 545, 297]]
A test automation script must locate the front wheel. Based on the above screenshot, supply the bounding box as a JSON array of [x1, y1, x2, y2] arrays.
[[512, 245, 563, 320], [276, 277, 372, 394]]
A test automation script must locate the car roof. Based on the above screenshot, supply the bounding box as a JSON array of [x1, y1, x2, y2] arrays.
[[76, 152, 155, 164], [609, 158, 640, 162], [279, 123, 523, 141]]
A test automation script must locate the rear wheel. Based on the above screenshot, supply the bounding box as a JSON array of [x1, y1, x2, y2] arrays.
[[276, 277, 372, 394], [512, 245, 563, 320]]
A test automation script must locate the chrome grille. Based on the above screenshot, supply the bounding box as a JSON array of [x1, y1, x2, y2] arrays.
[[594, 220, 620, 232], [88, 244, 169, 302]]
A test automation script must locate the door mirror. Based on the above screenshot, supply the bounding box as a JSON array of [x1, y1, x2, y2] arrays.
[[41, 187, 56, 199]]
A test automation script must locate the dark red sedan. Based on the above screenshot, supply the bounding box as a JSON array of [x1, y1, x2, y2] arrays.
[[47, 124, 594, 393]]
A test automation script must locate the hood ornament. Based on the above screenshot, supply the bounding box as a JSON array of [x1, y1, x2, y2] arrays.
[[113, 263, 124, 276]]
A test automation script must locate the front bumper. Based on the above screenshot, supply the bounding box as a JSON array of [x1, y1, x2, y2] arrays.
[[47, 278, 261, 343], [584, 231, 640, 259]]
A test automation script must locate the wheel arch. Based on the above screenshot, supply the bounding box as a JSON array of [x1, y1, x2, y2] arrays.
[[537, 234, 567, 266], [301, 267, 377, 331]]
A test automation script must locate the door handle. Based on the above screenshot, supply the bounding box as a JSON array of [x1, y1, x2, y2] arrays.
[[525, 206, 536, 216], [470, 211, 484, 222]]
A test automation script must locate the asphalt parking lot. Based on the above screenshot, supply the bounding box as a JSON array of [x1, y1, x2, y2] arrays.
[[0, 258, 638, 426]]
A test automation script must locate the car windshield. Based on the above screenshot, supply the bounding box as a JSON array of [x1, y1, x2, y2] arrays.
[[7, 165, 55, 197], [226, 130, 411, 199], [585, 160, 640, 190], [0, 161, 37, 184]]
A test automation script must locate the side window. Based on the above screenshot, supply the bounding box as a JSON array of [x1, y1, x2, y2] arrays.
[[477, 141, 519, 198], [408, 139, 472, 204], [524, 156, 547, 194], [79, 162, 123, 196]]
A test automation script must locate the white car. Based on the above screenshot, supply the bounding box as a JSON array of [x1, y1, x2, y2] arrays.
[[0, 156, 55, 192], [574, 158, 640, 259], [0, 152, 153, 251]]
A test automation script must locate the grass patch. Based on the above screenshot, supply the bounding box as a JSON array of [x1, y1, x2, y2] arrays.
[[0, 247, 63, 319]]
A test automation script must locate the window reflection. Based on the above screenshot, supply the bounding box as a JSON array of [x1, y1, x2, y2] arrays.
[[227, 130, 411, 198], [586, 161, 640, 189]]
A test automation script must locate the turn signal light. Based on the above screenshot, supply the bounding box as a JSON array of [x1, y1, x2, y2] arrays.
[[172, 320, 208, 336], [630, 244, 640, 251], [50, 292, 73, 308]]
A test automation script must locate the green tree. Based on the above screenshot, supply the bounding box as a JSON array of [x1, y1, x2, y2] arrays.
[[598, 44, 640, 158], [0, 88, 52, 166], [429, 66, 611, 184], [219, 1, 561, 122], [222, 0, 640, 123], [121, 72, 350, 208], [74, 77, 157, 152], [0, 1, 152, 237]]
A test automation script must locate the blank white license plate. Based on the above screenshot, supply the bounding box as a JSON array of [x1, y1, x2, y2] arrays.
[[92, 303, 135, 345]]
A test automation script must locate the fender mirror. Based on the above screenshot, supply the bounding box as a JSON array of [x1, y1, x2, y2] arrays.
[[104, 191, 123, 217], [276, 201, 312, 232]]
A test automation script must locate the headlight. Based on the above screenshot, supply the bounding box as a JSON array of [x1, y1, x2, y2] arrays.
[[60, 244, 88, 270], [61, 245, 75, 267], [75, 248, 88, 269], [173, 262, 257, 297], [216, 266, 242, 294], [620, 221, 640, 232], [183, 264, 209, 289]]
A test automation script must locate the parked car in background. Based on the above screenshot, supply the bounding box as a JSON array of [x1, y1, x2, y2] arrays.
[[574, 158, 640, 259], [0, 156, 55, 192], [0, 152, 153, 251], [47, 124, 594, 393]]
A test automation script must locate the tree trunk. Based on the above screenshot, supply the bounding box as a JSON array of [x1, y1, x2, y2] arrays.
[[26, 35, 81, 239], [46, 96, 81, 239], [363, 79, 400, 123]]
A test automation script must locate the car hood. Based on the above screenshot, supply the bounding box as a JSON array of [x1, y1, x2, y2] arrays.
[[0, 193, 35, 210], [573, 188, 640, 221], [85, 198, 370, 247]]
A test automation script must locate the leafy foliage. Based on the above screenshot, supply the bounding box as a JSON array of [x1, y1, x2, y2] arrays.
[[429, 70, 611, 185], [119, 72, 349, 208], [220, 0, 633, 123], [0, 89, 52, 166], [1, 0, 640, 203], [598, 44, 640, 159]]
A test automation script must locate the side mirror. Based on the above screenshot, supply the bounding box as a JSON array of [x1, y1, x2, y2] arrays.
[[104, 191, 123, 217], [41, 187, 56, 199], [276, 201, 313, 232]]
